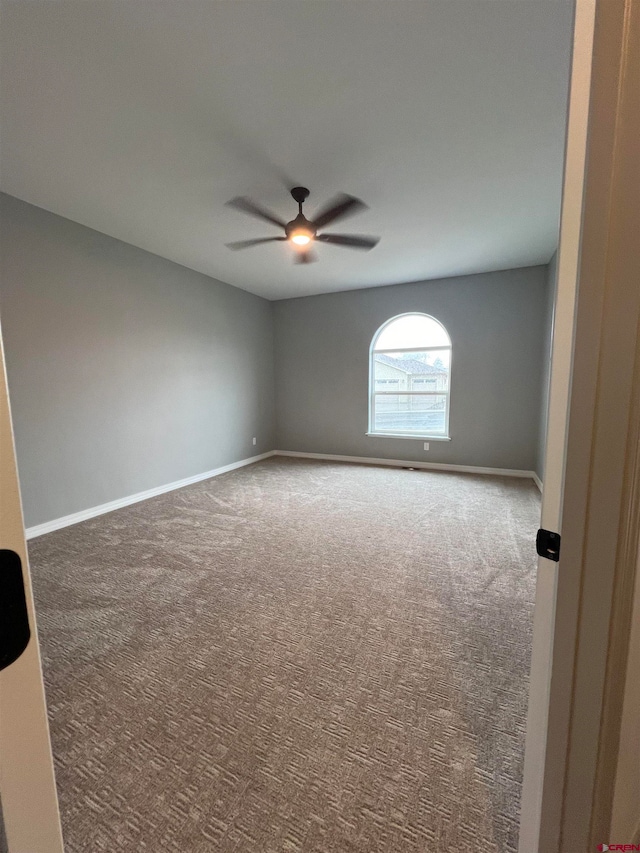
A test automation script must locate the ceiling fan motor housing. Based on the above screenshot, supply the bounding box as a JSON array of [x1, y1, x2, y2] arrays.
[[286, 188, 315, 238], [285, 212, 315, 238]]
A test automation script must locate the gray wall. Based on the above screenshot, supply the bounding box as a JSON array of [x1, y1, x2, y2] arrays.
[[535, 251, 558, 482], [0, 194, 275, 528], [274, 266, 549, 471], [0, 191, 554, 529]]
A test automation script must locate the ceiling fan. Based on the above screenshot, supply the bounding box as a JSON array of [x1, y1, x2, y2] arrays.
[[225, 187, 380, 264]]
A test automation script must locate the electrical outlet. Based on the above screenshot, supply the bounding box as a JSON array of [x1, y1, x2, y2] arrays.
[[424, 442, 429, 451], [252, 437, 257, 446]]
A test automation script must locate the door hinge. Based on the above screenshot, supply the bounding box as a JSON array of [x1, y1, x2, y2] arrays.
[[0, 549, 31, 672], [536, 529, 561, 562]]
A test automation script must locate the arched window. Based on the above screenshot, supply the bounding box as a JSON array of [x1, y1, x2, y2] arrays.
[[369, 313, 451, 440]]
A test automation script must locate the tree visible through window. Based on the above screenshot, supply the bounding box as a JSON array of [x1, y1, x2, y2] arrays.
[[369, 313, 451, 438]]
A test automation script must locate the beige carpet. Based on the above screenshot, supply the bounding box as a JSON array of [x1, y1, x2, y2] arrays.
[[29, 457, 540, 853]]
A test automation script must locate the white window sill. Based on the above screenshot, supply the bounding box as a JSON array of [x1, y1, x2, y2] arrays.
[[366, 432, 451, 442]]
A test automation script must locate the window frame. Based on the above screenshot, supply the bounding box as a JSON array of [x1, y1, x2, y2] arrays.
[[367, 313, 452, 441]]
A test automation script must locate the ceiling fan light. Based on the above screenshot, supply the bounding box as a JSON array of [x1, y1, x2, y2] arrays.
[[290, 231, 313, 247]]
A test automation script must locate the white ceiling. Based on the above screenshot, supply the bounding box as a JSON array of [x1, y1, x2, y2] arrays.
[[0, 1, 574, 301]]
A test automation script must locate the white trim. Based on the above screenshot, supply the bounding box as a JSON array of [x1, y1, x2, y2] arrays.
[[275, 449, 536, 481], [369, 312, 452, 441], [533, 473, 543, 493], [25, 451, 276, 539], [366, 432, 451, 441], [374, 345, 450, 355], [374, 391, 447, 396], [25, 448, 539, 541]]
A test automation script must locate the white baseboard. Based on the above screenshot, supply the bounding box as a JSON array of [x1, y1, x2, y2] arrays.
[[274, 450, 537, 482], [25, 451, 276, 539], [533, 473, 543, 492], [26, 448, 539, 540]]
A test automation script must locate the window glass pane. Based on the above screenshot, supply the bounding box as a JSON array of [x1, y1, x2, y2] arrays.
[[373, 351, 450, 392], [373, 394, 447, 435], [375, 314, 450, 350]]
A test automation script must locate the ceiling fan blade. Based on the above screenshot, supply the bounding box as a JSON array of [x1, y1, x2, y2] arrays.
[[225, 197, 287, 229], [316, 233, 380, 250], [294, 249, 317, 265], [311, 194, 367, 229], [226, 237, 287, 250]]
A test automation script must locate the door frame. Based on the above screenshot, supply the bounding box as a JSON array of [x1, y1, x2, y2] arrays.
[[518, 0, 597, 848], [0, 326, 64, 852], [560, 0, 640, 847], [520, 0, 640, 849]]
